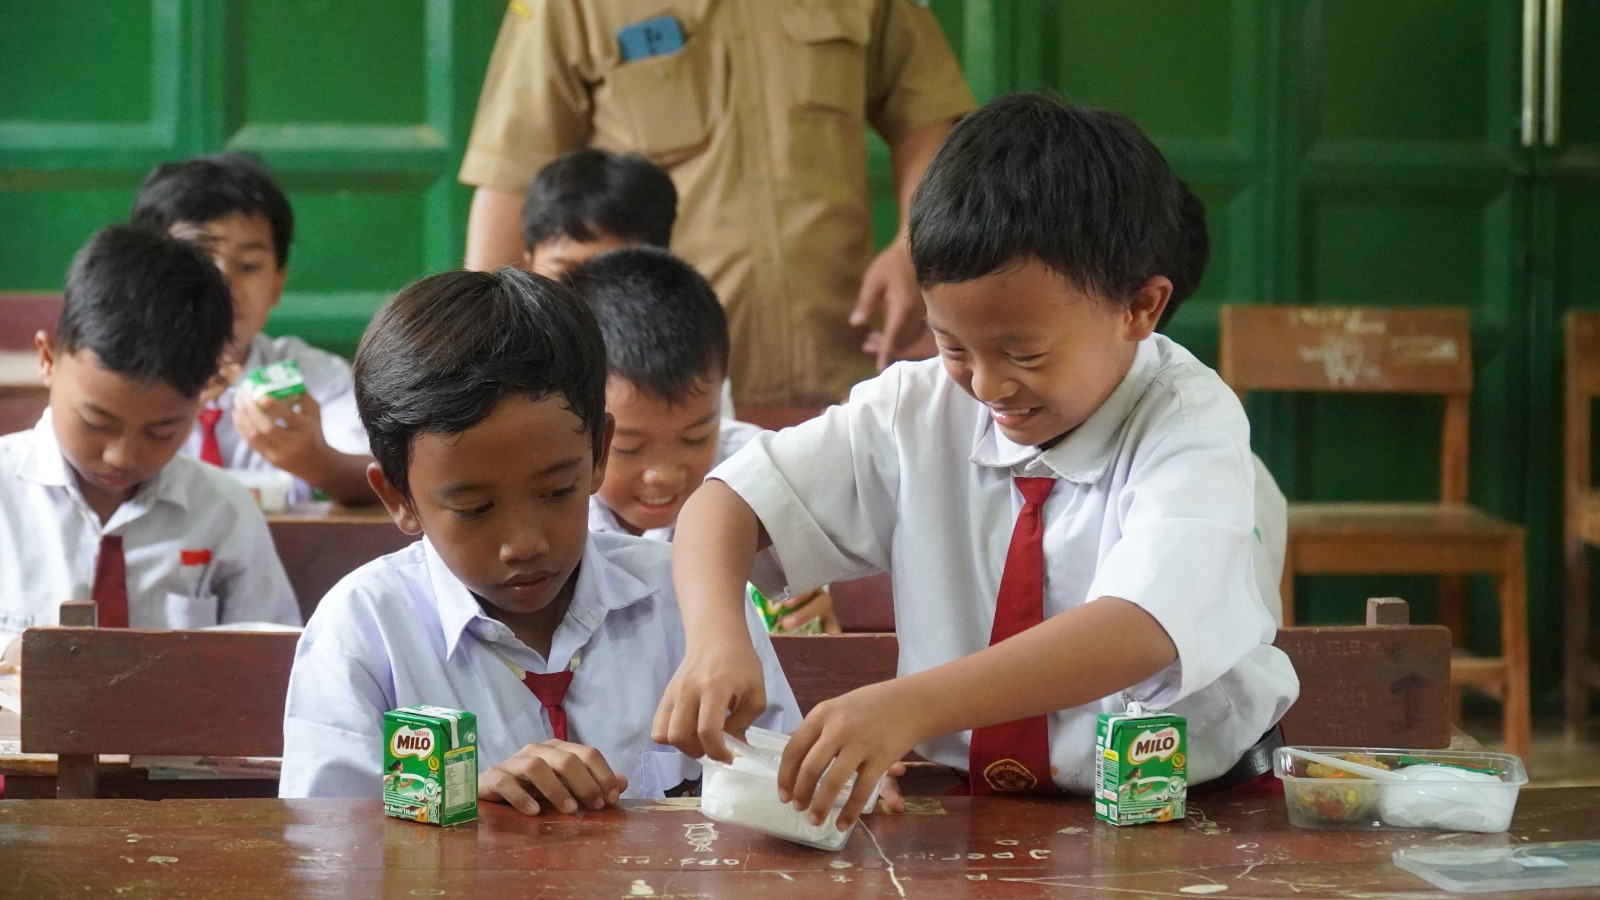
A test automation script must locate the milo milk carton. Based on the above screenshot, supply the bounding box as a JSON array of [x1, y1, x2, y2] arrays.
[[383, 705, 478, 826], [1094, 704, 1186, 826], [245, 359, 307, 403]]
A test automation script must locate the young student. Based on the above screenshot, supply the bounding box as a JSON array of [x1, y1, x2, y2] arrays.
[[653, 94, 1300, 829], [129, 152, 375, 506], [1157, 182, 1290, 626], [0, 225, 300, 662], [564, 247, 838, 633], [521, 148, 677, 278], [278, 267, 800, 811]]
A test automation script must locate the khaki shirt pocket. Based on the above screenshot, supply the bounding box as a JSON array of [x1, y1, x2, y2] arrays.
[[600, 36, 719, 165], [780, 0, 870, 117], [163, 592, 219, 630]]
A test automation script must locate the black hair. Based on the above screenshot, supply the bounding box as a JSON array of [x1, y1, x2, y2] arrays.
[[1156, 180, 1209, 332], [563, 247, 728, 403], [130, 152, 295, 267], [56, 224, 233, 399], [909, 93, 1183, 305], [355, 267, 608, 499], [521, 148, 677, 251]]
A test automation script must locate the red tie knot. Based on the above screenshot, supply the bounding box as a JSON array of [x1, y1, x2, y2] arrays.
[[198, 406, 223, 428], [1015, 476, 1055, 505], [523, 669, 574, 709]]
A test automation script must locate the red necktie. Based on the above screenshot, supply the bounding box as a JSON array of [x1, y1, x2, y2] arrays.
[[197, 405, 224, 466], [91, 534, 129, 628], [523, 670, 574, 742], [969, 476, 1056, 795]]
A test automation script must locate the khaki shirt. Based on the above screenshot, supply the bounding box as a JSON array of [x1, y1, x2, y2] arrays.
[[460, 0, 975, 405]]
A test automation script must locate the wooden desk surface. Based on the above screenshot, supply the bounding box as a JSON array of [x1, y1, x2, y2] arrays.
[[5, 789, 1597, 897]]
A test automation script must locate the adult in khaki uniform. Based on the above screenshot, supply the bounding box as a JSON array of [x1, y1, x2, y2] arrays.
[[460, 0, 975, 406]]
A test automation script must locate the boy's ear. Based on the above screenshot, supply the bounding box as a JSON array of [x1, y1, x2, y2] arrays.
[[367, 462, 422, 535], [590, 413, 616, 495], [1124, 276, 1172, 342], [35, 331, 56, 386]]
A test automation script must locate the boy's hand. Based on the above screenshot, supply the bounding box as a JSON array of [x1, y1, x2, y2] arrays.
[[200, 361, 243, 406], [232, 390, 330, 475], [850, 237, 927, 372], [778, 680, 921, 832], [478, 740, 628, 816], [652, 637, 767, 763], [775, 588, 842, 634]]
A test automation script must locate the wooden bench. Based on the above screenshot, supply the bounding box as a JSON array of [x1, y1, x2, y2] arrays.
[[266, 508, 414, 621], [772, 598, 1452, 755], [18, 601, 299, 799]]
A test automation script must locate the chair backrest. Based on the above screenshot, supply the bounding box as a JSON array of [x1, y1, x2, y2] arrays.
[[19, 616, 299, 798], [770, 633, 898, 716], [267, 513, 416, 621], [1272, 597, 1452, 748], [830, 572, 895, 632], [1219, 305, 1475, 503], [1567, 312, 1600, 512]]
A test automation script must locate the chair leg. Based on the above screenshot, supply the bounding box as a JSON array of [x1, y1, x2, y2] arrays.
[[55, 753, 97, 799], [1438, 574, 1467, 650], [1498, 545, 1532, 763], [1566, 538, 1593, 742]]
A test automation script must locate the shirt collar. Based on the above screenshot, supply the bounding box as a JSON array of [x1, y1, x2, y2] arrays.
[[429, 535, 660, 662], [15, 410, 190, 524], [968, 337, 1159, 483]]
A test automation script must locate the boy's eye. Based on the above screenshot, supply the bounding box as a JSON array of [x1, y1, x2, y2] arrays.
[[612, 446, 642, 458], [683, 433, 713, 447], [78, 416, 112, 434], [1007, 353, 1043, 365], [546, 485, 579, 501], [451, 503, 492, 520], [146, 428, 179, 442]]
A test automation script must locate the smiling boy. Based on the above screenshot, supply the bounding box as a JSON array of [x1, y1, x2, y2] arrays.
[[0, 225, 299, 659], [654, 94, 1299, 829], [279, 267, 798, 811]]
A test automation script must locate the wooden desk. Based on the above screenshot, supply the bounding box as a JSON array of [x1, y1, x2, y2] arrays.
[[267, 505, 413, 620], [4, 789, 1596, 897]]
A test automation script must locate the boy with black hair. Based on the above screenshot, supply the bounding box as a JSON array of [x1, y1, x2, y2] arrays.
[[131, 152, 375, 506], [0, 225, 299, 661], [521, 148, 677, 278], [279, 266, 799, 811], [655, 94, 1298, 829], [1155, 180, 1289, 625], [565, 247, 836, 633]]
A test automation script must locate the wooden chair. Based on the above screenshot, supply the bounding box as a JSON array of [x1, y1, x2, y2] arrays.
[[1565, 311, 1600, 739], [266, 511, 415, 621], [19, 601, 299, 798], [1219, 305, 1530, 760]]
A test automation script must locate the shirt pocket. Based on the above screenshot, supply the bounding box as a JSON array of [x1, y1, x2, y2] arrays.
[[633, 748, 703, 799], [163, 592, 219, 630], [779, 0, 870, 117], [601, 34, 720, 165]]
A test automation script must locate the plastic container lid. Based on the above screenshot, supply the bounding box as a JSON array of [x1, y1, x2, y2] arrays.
[[1394, 841, 1600, 893]]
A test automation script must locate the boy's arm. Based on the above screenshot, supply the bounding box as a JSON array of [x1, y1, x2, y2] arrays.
[[465, 187, 527, 271], [651, 479, 772, 763], [279, 628, 392, 798], [780, 597, 1176, 829], [232, 392, 375, 505]]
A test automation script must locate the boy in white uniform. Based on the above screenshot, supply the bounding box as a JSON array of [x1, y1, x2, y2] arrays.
[[654, 94, 1300, 830], [0, 226, 300, 661], [566, 248, 837, 633], [279, 267, 799, 811], [131, 153, 374, 506]]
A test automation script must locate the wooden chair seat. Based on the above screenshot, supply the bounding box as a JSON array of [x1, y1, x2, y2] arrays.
[[1222, 305, 1530, 761]]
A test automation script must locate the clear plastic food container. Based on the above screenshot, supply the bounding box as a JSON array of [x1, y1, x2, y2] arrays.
[[1274, 746, 1526, 833], [699, 726, 884, 851]]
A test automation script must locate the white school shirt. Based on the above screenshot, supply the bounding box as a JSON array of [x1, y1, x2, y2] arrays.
[[712, 335, 1299, 790], [0, 413, 301, 648], [278, 531, 801, 800], [1252, 455, 1288, 627], [181, 334, 369, 504]]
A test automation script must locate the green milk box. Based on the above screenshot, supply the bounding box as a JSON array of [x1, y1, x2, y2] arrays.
[[244, 359, 307, 403], [1094, 706, 1187, 826], [383, 705, 479, 826]]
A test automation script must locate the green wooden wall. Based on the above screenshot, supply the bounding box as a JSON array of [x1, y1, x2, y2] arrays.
[[1, 1, 1595, 711]]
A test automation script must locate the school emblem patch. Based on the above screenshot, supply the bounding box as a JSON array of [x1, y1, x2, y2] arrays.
[[983, 758, 1038, 792]]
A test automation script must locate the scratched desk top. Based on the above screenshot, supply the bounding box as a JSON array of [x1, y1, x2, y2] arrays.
[[4, 789, 1597, 897]]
